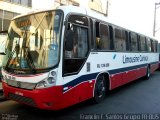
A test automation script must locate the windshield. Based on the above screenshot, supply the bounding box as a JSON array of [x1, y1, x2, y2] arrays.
[[3, 10, 63, 74]]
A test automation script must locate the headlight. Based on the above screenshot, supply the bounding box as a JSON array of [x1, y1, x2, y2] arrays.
[[36, 71, 57, 89], [47, 77, 56, 84], [36, 81, 47, 89]]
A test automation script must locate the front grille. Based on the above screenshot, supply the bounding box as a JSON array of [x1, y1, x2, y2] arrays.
[[8, 93, 36, 107], [7, 80, 36, 90]]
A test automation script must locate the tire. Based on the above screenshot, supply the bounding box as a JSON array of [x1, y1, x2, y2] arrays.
[[144, 66, 150, 80], [93, 75, 107, 103]]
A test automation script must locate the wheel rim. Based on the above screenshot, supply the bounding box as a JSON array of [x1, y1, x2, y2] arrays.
[[96, 77, 106, 98]]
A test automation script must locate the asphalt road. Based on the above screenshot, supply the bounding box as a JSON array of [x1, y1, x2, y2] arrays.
[[0, 71, 160, 120]]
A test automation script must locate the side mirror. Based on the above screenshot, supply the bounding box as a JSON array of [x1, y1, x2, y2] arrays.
[[65, 29, 74, 51], [0, 31, 8, 55]]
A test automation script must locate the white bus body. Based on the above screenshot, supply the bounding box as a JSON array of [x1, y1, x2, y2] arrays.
[[1, 6, 159, 110]]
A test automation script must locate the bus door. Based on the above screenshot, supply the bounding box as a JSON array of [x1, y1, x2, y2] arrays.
[[62, 14, 90, 105], [0, 31, 8, 79]]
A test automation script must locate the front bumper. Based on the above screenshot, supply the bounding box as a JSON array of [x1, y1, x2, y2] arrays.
[[2, 82, 63, 110]]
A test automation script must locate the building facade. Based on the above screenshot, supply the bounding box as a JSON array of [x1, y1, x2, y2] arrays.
[[0, 0, 32, 31], [54, 0, 80, 7], [54, 0, 109, 16]]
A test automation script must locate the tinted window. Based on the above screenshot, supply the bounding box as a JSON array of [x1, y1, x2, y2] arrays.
[[151, 40, 157, 52], [140, 36, 146, 51], [130, 32, 138, 51], [114, 28, 126, 51], [146, 38, 151, 52], [96, 23, 110, 50], [68, 15, 88, 26], [65, 25, 88, 58], [64, 15, 89, 75], [151, 39, 154, 52], [89, 18, 94, 49], [155, 41, 158, 52]]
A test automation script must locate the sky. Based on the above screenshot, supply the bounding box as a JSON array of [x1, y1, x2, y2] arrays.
[[32, 0, 160, 41], [109, 0, 160, 39]]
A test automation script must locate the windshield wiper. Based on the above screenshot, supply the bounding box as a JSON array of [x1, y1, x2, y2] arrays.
[[5, 47, 37, 74], [21, 27, 36, 73], [5, 28, 36, 73], [5, 48, 16, 70], [24, 47, 36, 73]]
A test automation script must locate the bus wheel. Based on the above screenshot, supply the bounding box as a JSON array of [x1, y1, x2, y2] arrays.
[[144, 66, 150, 80], [93, 75, 106, 103]]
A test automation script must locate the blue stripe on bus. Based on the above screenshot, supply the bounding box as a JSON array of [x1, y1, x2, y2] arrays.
[[109, 61, 158, 74], [63, 73, 98, 89], [109, 64, 147, 74], [63, 62, 158, 92]]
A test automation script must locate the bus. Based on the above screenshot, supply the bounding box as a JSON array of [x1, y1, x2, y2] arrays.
[[1, 6, 159, 110]]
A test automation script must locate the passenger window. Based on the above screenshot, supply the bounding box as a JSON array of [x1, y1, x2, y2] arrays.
[[151, 40, 157, 52], [130, 32, 138, 51], [140, 36, 146, 51], [64, 15, 89, 75], [65, 25, 88, 58], [114, 28, 126, 51], [151, 39, 154, 52], [155, 41, 158, 52], [96, 23, 110, 50], [89, 18, 94, 49], [146, 38, 151, 52]]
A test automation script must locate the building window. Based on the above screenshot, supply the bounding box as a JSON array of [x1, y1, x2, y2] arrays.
[[12, 0, 20, 4], [4, 0, 32, 7], [21, 0, 32, 7], [0, 10, 20, 31]]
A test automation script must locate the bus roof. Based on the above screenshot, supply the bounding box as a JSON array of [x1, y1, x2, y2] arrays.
[[13, 5, 111, 23], [12, 5, 158, 41]]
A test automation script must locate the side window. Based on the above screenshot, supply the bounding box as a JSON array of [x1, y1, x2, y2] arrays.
[[155, 41, 158, 52], [114, 28, 121, 51], [140, 36, 147, 51], [146, 38, 151, 52], [159, 43, 160, 53], [65, 25, 88, 58], [125, 31, 130, 51], [77, 27, 89, 57], [100, 24, 110, 50], [90, 18, 94, 49], [151, 39, 154, 52], [64, 15, 89, 75], [114, 28, 126, 51], [96, 22, 110, 50], [130, 32, 138, 51], [152, 40, 157, 53], [121, 30, 127, 51]]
